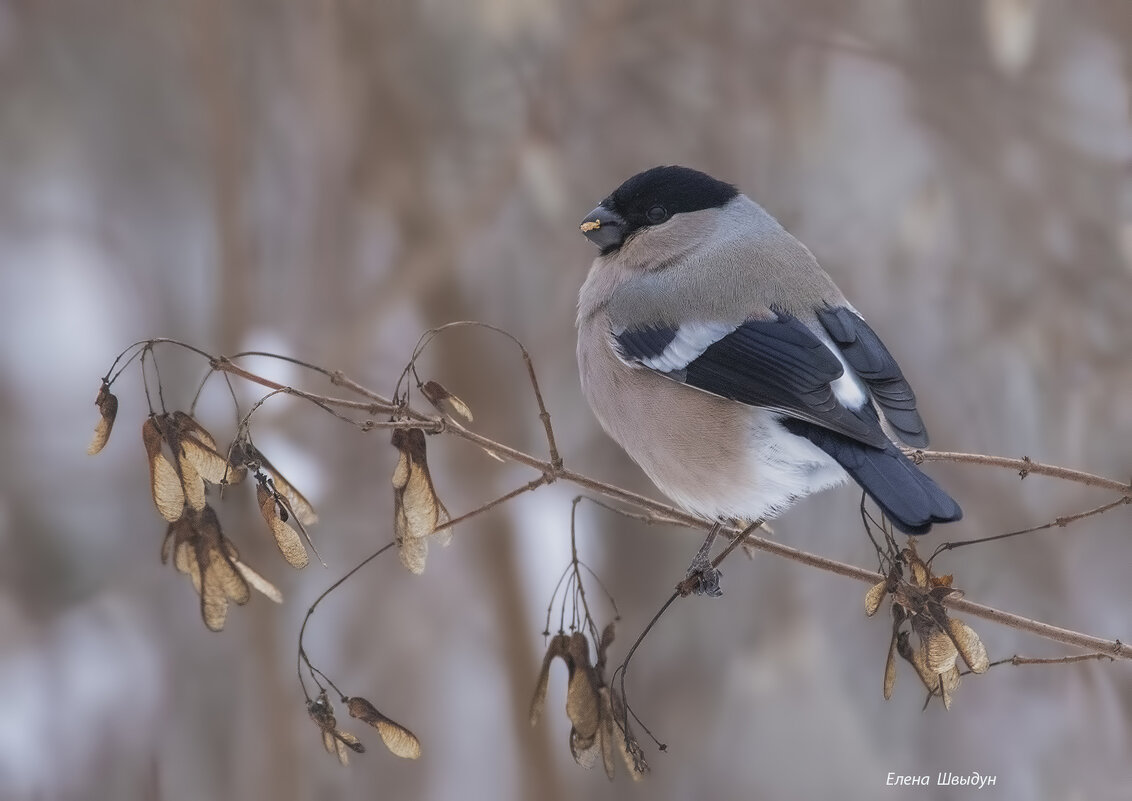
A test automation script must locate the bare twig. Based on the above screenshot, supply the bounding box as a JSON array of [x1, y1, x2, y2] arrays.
[[984, 653, 1115, 671], [297, 541, 397, 702], [909, 449, 1132, 496], [929, 495, 1131, 561], [432, 474, 554, 534]]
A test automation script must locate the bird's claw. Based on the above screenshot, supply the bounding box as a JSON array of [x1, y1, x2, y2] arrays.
[[679, 552, 723, 597]]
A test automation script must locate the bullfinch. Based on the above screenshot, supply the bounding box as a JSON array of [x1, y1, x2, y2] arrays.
[[576, 166, 961, 546]]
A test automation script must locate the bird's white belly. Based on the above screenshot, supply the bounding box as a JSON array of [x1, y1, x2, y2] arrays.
[[578, 325, 847, 522], [639, 404, 849, 523]]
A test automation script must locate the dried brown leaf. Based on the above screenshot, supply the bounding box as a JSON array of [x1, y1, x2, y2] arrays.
[[87, 382, 118, 455], [346, 697, 422, 759], [421, 380, 474, 423], [257, 484, 309, 568], [143, 418, 185, 522], [948, 618, 989, 674], [864, 580, 888, 617]]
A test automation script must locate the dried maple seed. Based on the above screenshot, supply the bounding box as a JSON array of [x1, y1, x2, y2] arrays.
[[948, 618, 989, 674], [249, 448, 317, 526], [179, 455, 207, 512], [143, 418, 185, 522], [308, 693, 364, 766], [420, 380, 474, 423], [160, 506, 280, 631], [346, 697, 422, 759], [883, 632, 899, 700], [864, 580, 888, 617], [391, 427, 451, 575], [256, 482, 309, 568], [530, 626, 647, 780], [87, 382, 118, 455], [530, 634, 571, 726]]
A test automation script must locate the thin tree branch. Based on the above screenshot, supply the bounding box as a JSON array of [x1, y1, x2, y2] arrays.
[[117, 341, 1132, 664], [909, 449, 1132, 495], [986, 653, 1115, 669], [432, 474, 554, 534], [930, 495, 1131, 560]]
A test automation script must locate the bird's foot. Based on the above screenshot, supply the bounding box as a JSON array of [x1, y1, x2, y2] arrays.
[[677, 523, 724, 597], [679, 555, 723, 597]]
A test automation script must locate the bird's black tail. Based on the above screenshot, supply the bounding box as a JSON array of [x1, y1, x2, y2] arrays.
[[783, 421, 962, 535]]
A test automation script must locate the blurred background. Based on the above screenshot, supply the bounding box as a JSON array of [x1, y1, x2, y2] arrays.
[[2, 0, 1131, 799]]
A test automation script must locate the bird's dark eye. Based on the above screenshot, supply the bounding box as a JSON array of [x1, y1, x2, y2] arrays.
[[646, 205, 668, 224]]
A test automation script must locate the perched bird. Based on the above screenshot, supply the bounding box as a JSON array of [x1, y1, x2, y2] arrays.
[[576, 166, 961, 551]]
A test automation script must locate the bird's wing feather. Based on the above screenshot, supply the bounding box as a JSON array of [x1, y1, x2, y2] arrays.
[[816, 306, 928, 447], [614, 313, 889, 448]]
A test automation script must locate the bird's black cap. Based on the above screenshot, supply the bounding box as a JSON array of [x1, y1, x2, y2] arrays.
[[581, 166, 738, 252]]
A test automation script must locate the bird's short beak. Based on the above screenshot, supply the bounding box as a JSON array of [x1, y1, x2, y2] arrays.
[[580, 205, 626, 251]]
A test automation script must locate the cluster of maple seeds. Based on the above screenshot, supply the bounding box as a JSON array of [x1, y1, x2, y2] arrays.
[[865, 544, 989, 708], [388, 377, 482, 576], [90, 380, 314, 630], [530, 625, 648, 781], [307, 691, 421, 765], [88, 378, 424, 765]]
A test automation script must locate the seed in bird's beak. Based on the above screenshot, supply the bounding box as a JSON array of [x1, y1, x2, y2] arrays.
[[580, 220, 601, 233]]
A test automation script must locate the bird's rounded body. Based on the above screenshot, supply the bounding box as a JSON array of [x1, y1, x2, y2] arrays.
[[576, 166, 961, 534]]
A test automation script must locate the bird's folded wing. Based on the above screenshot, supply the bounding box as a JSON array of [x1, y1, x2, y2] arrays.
[[614, 313, 889, 448], [816, 306, 928, 447]]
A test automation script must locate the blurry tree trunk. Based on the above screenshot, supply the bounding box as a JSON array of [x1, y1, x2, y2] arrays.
[[192, 2, 298, 800], [422, 263, 567, 801]]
